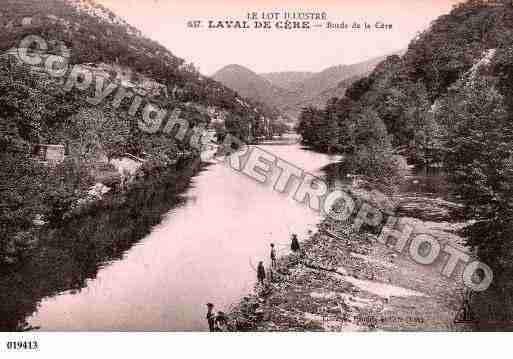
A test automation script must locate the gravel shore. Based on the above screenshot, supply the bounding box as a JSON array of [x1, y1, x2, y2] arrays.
[[229, 193, 472, 332]]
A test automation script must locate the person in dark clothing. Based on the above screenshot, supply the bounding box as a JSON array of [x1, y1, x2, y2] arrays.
[[257, 261, 266, 285], [215, 311, 229, 331], [206, 303, 215, 332], [463, 289, 475, 322], [291, 234, 300, 252], [270, 243, 277, 268]]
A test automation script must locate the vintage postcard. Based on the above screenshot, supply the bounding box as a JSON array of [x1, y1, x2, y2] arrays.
[[1, 0, 512, 356]]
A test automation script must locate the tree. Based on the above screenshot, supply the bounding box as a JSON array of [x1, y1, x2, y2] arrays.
[[296, 106, 324, 149], [349, 109, 397, 178], [439, 74, 513, 256]]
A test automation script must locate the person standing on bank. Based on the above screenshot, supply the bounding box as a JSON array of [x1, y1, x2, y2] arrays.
[[257, 261, 266, 285], [291, 234, 300, 253], [270, 243, 277, 269], [215, 311, 229, 331], [206, 303, 215, 332]]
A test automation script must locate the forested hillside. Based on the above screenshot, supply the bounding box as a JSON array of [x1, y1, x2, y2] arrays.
[[296, 0, 513, 329], [288, 54, 399, 102], [0, 0, 279, 115], [0, 0, 279, 266], [298, 0, 513, 167]]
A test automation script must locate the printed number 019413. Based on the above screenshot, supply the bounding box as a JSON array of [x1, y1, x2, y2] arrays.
[[6, 341, 38, 350]]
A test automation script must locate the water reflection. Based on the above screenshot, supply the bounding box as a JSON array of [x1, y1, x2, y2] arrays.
[[6, 144, 340, 331], [0, 160, 197, 331]]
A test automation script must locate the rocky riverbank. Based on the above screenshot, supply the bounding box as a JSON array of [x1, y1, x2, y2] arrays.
[[229, 181, 473, 332]]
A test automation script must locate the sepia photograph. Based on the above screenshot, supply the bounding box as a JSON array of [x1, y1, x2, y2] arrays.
[[1, 0, 512, 356]]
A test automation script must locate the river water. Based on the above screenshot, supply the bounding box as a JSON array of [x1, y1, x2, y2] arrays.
[[27, 143, 341, 331]]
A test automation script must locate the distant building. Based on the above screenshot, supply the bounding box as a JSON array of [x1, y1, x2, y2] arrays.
[[34, 144, 65, 164], [21, 17, 33, 27], [110, 153, 145, 182]]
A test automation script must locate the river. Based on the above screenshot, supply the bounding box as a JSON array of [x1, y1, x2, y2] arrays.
[[26, 143, 342, 331]]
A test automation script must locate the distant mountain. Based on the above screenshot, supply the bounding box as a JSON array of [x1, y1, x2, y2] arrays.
[[292, 73, 369, 111], [294, 54, 402, 101], [260, 71, 314, 91], [212, 64, 296, 110], [269, 52, 406, 117], [214, 52, 404, 120]]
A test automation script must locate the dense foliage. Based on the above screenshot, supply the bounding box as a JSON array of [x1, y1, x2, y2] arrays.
[[0, 0, 283, 264], [297, 2, 513, 324]]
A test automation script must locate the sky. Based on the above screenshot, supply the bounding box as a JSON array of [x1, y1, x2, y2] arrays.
[[97, 0, 463, 75]]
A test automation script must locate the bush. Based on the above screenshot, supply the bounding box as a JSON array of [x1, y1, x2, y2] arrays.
[[40, 159, 92, 226]]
